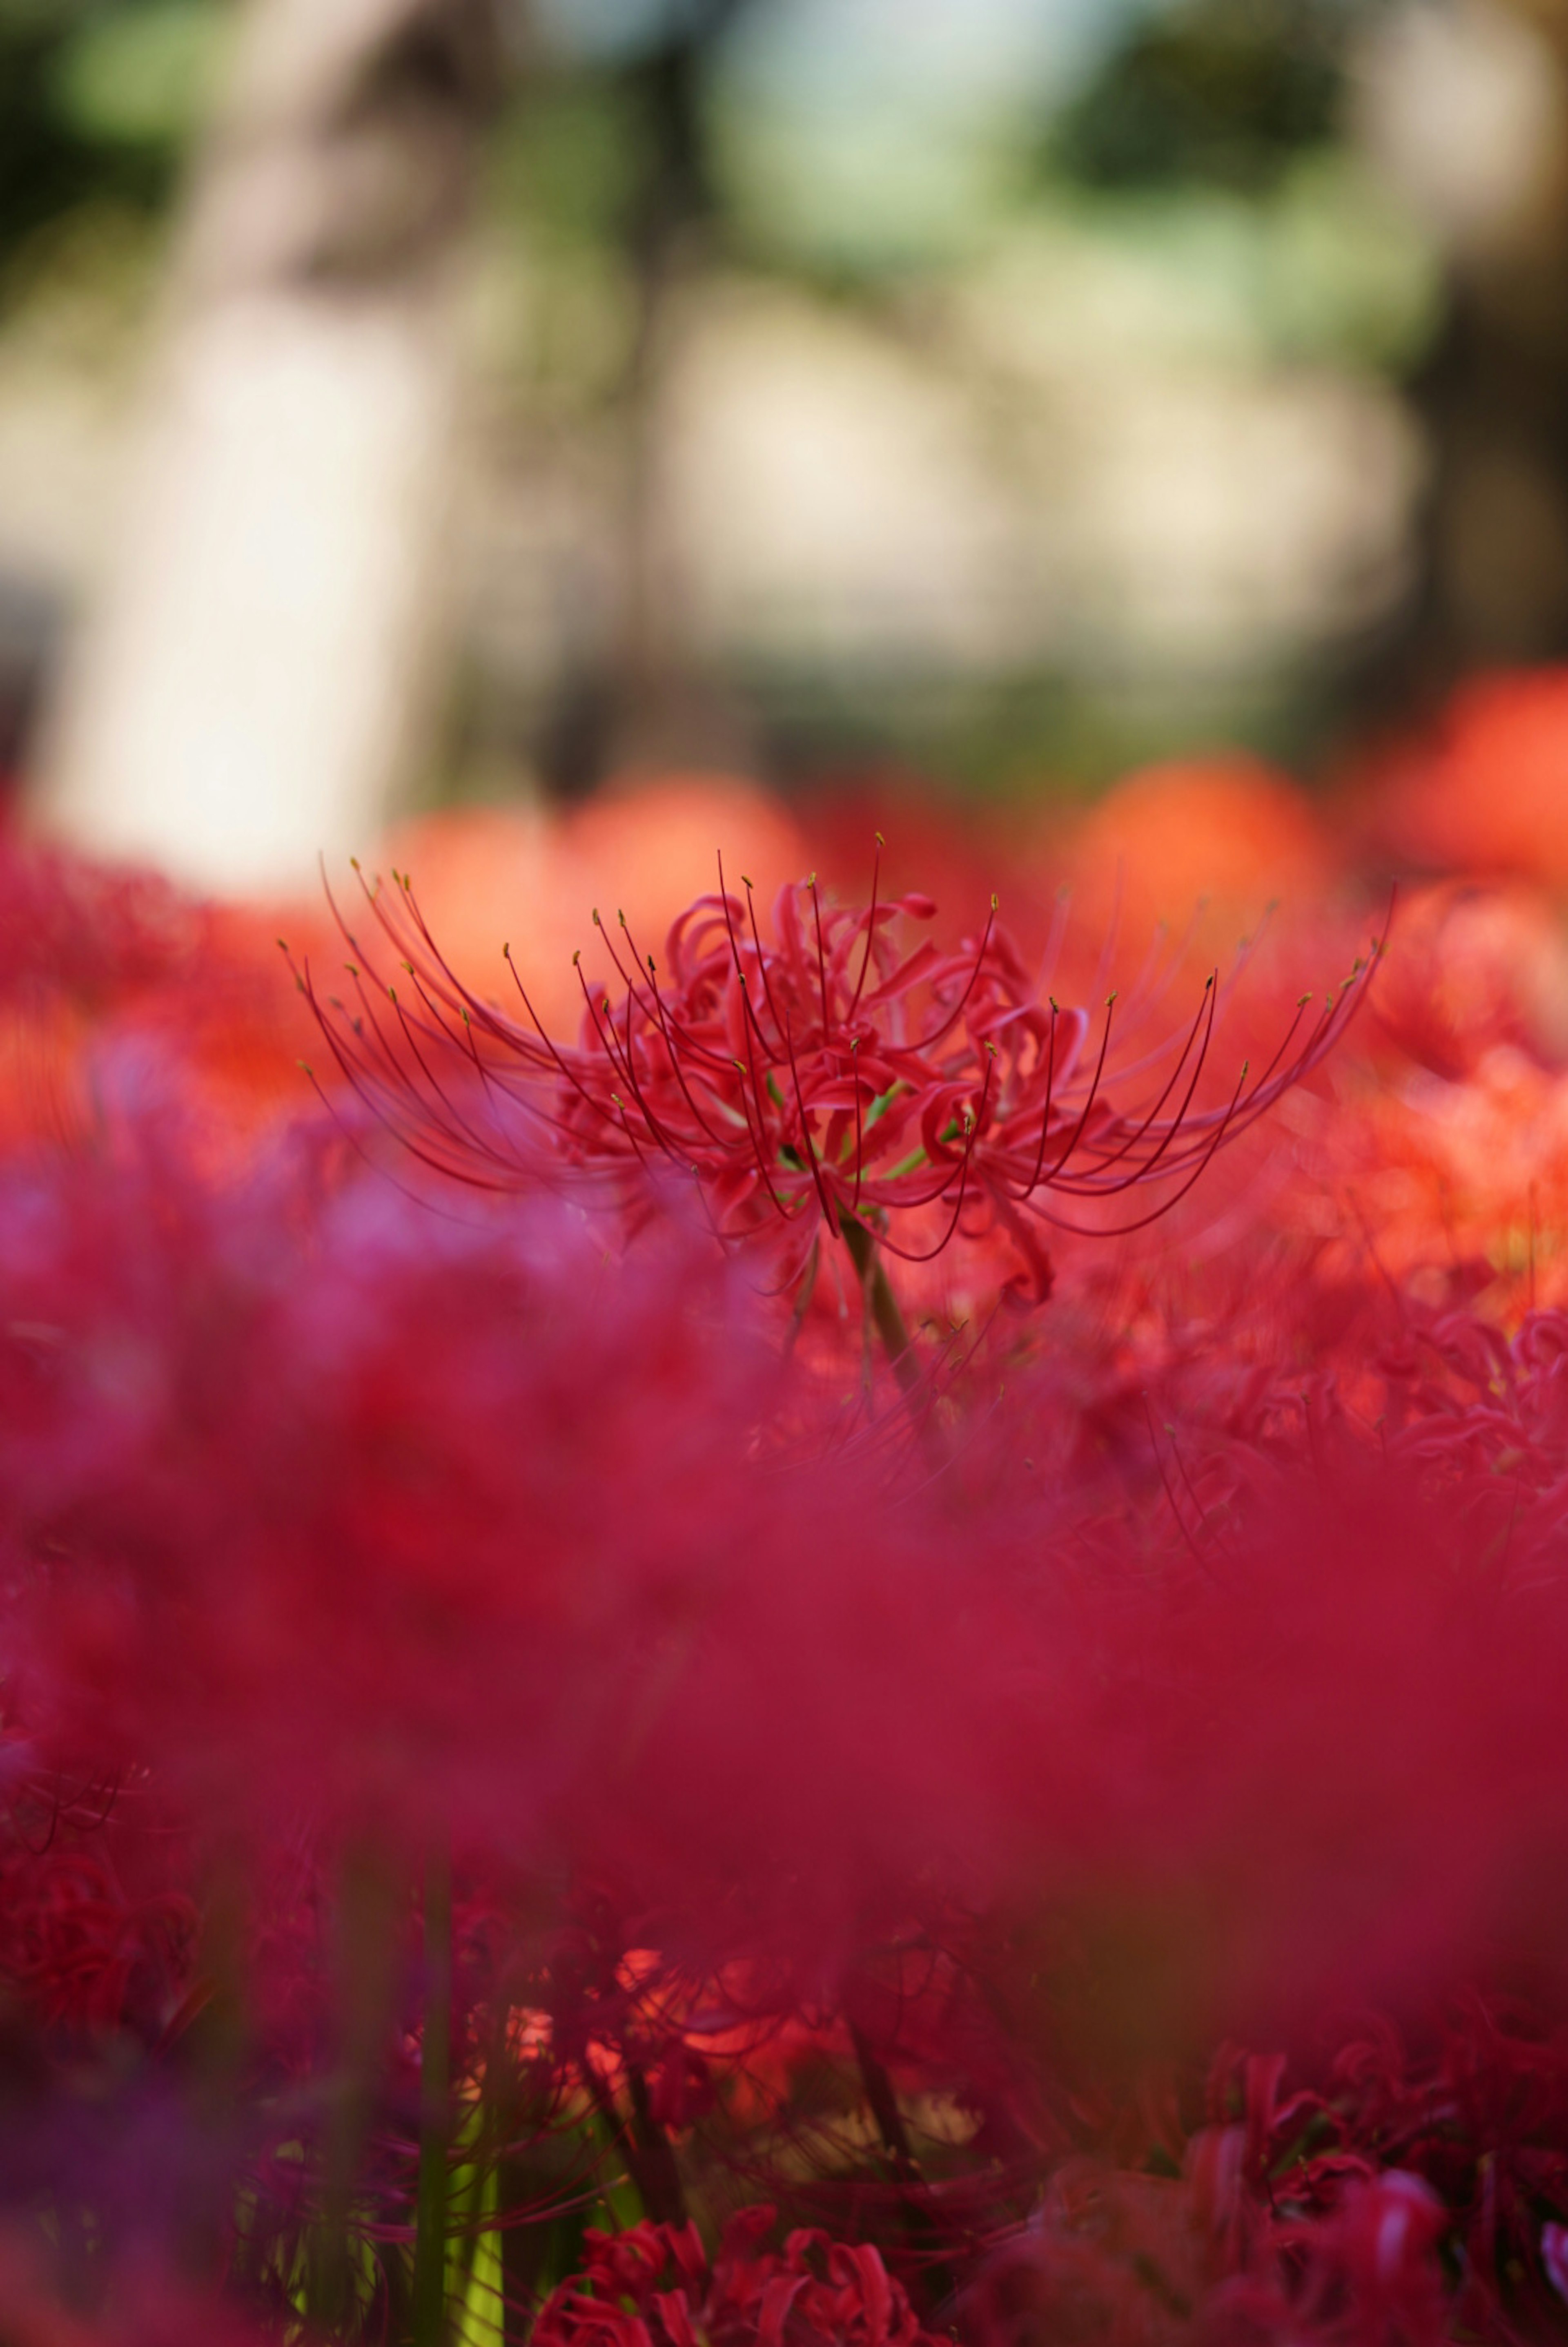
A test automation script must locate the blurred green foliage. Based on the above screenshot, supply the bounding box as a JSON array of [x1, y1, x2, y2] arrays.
[[50, 0, 227, 152], [1051, 0, 1350, 192], [488, 77, 655, 255], [0, 0, 227, 273]]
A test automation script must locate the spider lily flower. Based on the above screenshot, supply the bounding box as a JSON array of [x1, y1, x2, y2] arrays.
[[290, 854, 1385, 1305], [533, 2207, 940, 2347]]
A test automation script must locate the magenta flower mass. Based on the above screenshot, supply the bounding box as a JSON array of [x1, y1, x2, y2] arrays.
[[1, 763, 1567, 2347]]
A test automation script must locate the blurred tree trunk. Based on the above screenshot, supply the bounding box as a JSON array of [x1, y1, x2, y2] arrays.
[[33, 0, 501, 894], [615, 0, 746, 769], [541, 0, 752, 794], [1354, 0, 1568, 704]]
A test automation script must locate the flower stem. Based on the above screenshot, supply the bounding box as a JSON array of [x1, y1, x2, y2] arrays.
[[839, 1215, 921, 1402], [411, 1846, 452, 2347], [310, 1847, 401, 2329], [848, 2021, 920, 2186]]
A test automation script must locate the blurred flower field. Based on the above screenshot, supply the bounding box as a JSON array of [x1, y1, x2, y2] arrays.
[[3, 670, 1568, 2345]]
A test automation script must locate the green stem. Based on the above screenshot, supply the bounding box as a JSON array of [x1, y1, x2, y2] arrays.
[[411, 1847, 452, 2347], [839, 1214, 921, 1403], [310, 1846, 401, 2329]]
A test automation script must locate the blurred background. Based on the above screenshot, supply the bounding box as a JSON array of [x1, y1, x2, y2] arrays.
[[2, 0, 1567, 892]]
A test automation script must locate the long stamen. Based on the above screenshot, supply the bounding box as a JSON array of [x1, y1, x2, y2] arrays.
[[1074, 972, 1217, 1188], [851, 1036, 866, 1214], [633, 950, 729, 1147], [501, 947, 624, 1136], [616, 903, 733, 1077], [623, 933, 735, 1077], [1016, 1000, 1059, 1202], [575, 966, 680, 1165], [781, 1007, 840, 1237], [716, 852, 779, 1068], [1033, 991, 1117, 1194], [1229, 994, 1314, 1103], [375, 869, 531, 1051], [913, 897, 997, 1051], [387, 973, 517, 1166], [731, 1058, 804, 1224], [595, 911, 733, 1141], [607, 1090, 657, 1176], [444, 1002, 588, 1157], [301, 1009, 521, 1193], [742, 877, 790, 1050], [619, 979, 696, 1165], [1033, 1053, 1252, 1236], [846, 833, 883, 1020], [809, 877, 832, 1036], [390, 967, 523, 1140], [307, 934, 576, 1172]]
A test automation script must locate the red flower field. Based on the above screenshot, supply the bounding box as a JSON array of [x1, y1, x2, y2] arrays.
[[2, 674, 1568, 2344]]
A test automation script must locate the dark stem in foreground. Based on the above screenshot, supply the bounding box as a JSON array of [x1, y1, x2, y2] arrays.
[[411, 1848, 452, 2347]]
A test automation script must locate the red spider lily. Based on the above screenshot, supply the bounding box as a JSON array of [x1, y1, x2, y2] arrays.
[[533, 2208, 939, 2347], [12, 1082, 1568, 2022], [287, 853, 1386, 1302], [0, 1836, 196, 2041]]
